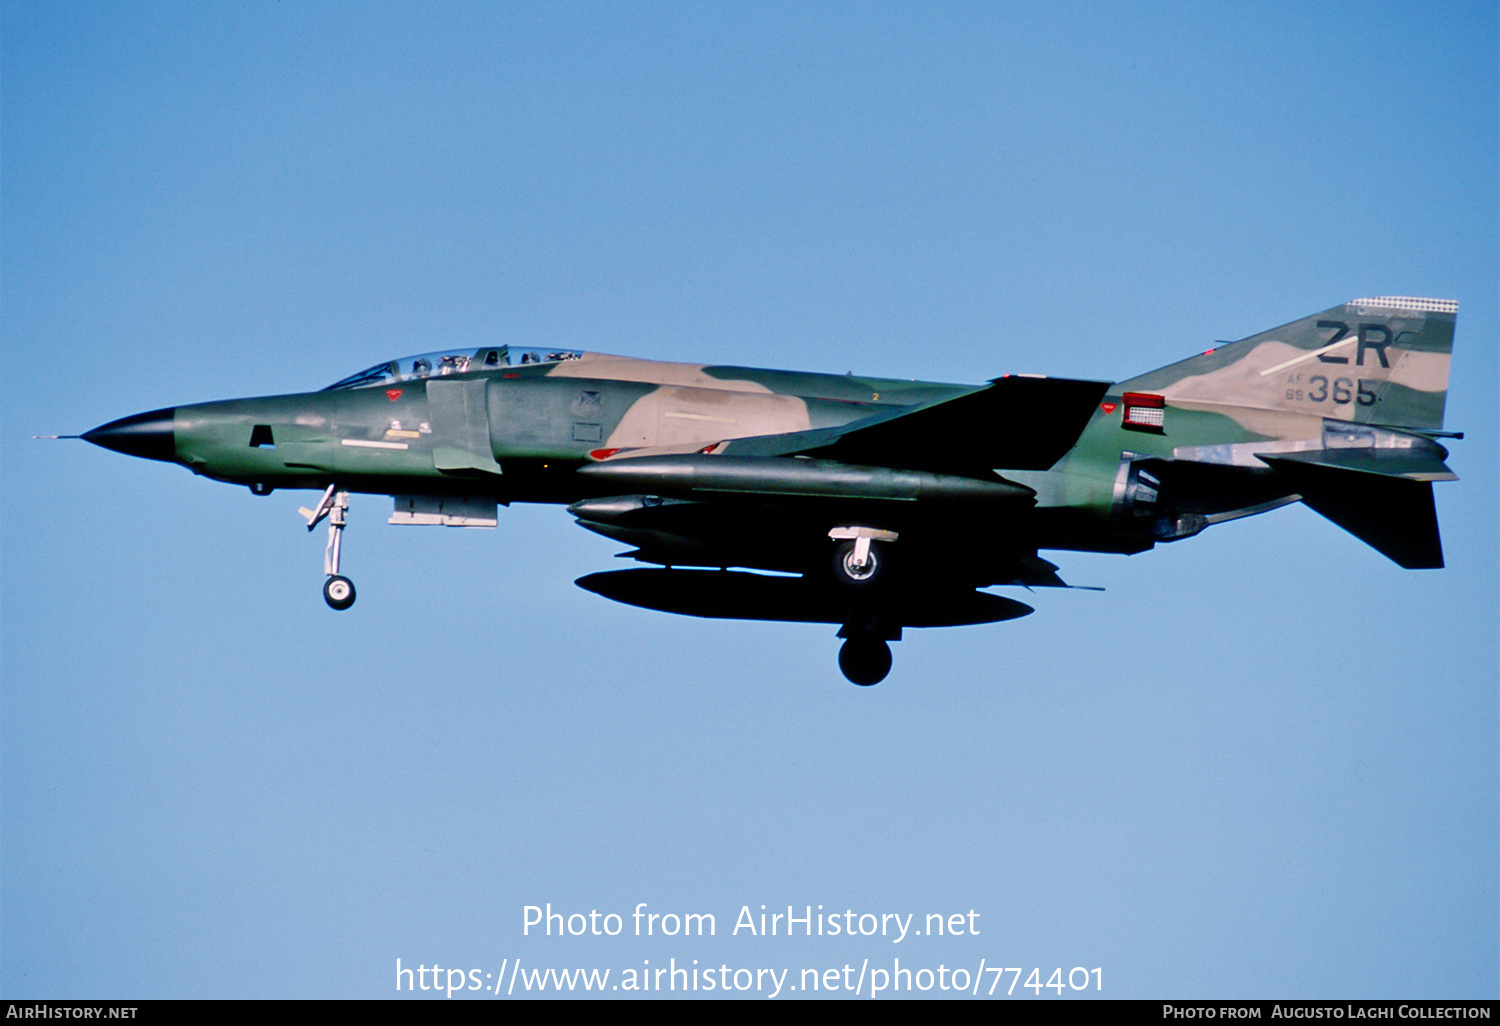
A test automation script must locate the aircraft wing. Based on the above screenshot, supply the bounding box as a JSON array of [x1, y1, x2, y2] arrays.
[[570, 482, 1091, 592], [719, 375, 1113, 474], [571, 374, 1111, 592]]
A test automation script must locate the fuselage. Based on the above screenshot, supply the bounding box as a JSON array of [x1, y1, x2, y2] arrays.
[[82, 349, 1313, 562], [84, 298, 1456, 577]]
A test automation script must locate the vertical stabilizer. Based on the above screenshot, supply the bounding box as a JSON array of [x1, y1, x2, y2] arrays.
[[1119, 297, 1457, 430]]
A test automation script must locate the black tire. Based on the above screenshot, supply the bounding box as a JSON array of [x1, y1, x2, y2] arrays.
[[832, 539, 887, 591], [839, 638, 892, 686], [323, 575, 356, 611]]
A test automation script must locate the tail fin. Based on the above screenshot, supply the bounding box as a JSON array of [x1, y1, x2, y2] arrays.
[[1258, 455, 1444, 568], [1120, 297, 1457, 430]]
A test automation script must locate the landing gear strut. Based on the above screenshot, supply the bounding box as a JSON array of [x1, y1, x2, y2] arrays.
[[300, 484, 355, 610]]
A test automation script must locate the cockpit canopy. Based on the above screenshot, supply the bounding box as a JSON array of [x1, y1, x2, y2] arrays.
[[323, 346, 585, 391]]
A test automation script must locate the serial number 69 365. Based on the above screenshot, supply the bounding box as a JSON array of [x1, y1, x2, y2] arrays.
[[1286, 376, 1378, 406]]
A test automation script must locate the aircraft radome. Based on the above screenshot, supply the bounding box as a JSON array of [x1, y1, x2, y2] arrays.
[[72, 297, 1461, 685]]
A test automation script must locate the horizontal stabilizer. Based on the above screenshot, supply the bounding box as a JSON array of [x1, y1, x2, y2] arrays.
[[1260, 456, 1444, 568], [1258, 446, 1457, 482], [722, 376, 1110, 474]]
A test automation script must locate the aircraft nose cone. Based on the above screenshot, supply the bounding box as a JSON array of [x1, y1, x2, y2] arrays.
[[82, 407, 177, 463]]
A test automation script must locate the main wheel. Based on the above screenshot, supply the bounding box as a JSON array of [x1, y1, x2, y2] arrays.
[[832, 539, 887, 591], [838, 638, 892, 686], [323, 575, 356, 610]]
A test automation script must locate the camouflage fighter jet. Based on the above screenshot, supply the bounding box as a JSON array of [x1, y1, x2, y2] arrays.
[[79, 297, 1460, 685]]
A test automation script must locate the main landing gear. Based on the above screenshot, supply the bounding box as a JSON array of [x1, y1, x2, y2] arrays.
[[837, 612, 900, 687], [829, 526, 898, 591], [300, 484, 355, 610], [838, 636, 892, 686], [829, 526, 901, 685]]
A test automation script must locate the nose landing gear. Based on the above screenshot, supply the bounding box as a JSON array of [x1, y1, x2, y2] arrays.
[[299, 484, 355, 610]]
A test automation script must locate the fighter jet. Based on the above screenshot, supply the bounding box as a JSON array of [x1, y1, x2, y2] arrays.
[[79, 297, 1460, 684]]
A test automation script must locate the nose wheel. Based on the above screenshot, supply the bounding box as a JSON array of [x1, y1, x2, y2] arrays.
[[299, 484, 356, 610], [323, 575, 356, 610]]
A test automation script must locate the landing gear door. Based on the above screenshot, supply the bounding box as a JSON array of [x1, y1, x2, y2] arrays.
[[426, 379, 503, 475]]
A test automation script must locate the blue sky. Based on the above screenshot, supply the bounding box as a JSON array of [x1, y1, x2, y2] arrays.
[[3, 1, 1495, 999]]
